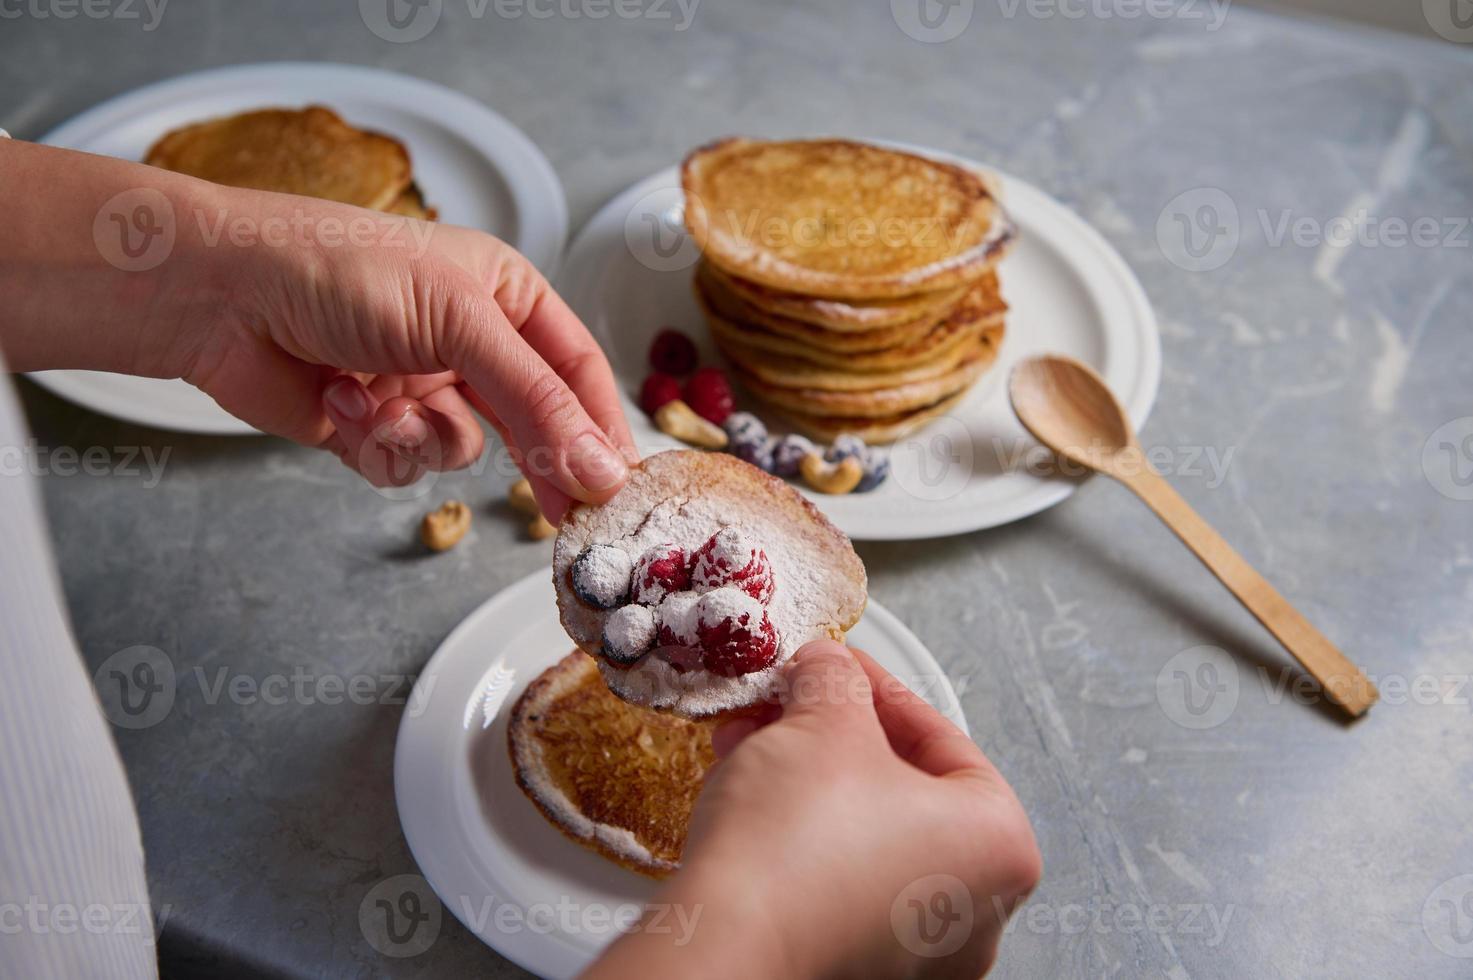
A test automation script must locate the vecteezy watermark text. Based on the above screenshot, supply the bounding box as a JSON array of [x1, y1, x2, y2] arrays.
[[359, 0, 699, 43], [0, 0, 167, 30], [0, 440, 170, 487], [93, 191, 437, 273], [891, 0, 1229, 43], [357, 874, 702, 958], [1157, 186, 1470, 273], [0, 898, 171, 942], [92, 645, 439, 730], [994, 895, 1236, 947]]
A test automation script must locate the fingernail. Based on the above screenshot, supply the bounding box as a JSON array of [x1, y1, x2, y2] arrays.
[[568, 432, 628, 493], [324, 378, 370, 422], [384, 409, 430, 451]]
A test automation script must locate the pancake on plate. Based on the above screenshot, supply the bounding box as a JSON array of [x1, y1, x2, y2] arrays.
[[701, 258, 971, 332], [145, 105, 434, 216], [508, 651, 714, 878], [682, 138, 1014, 446], [682, 137, 1011, 301]]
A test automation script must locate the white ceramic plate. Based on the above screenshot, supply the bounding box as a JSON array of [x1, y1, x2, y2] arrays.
[[556, 147, 1160, 540], [31, 62, 567, 435], [394, 568, 965, 978]]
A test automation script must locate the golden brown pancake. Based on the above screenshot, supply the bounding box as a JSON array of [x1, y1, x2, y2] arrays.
[[776, 389, 973, 444], [715, 316, 993, 392], [145, 106, 412, 211], [682, 138, 1012, 300], [731, 325, 1005, 420], [508, 651, 714, 878], [701, 272, 1003, 376], [698, 263, 949, 353], [703, 259, 970, 331], [384, 182, 438, 221]]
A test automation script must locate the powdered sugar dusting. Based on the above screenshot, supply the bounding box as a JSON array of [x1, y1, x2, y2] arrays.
[[695, 587, 764, 632], [558, 476, 860, 715], [656, 590, 701, 646], [571, 544, 632, 609], [602, 604, 656, 662]]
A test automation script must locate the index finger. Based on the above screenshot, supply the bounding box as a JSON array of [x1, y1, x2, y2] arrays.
[[852, 647, 998, 781], [497, 261, 638, 462]]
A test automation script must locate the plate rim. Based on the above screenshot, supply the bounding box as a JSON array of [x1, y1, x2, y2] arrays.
[[556, 148, 1161, 540], [393, 566, 966, 977], [28, 60, 568, 435]]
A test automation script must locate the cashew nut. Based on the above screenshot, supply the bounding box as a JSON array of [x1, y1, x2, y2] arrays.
[[508, 478, 539, 516], [526, 514, 558, 540], [654, 399, 728, 450], [799, 453, 863, 494], [421, 500, 472, 551]]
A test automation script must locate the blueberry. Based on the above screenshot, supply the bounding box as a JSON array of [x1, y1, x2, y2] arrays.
[[855, 450, 891, 492], [733, 435, 776, 473], [772, 434, 816, 478], [826, 433, 867, 464], [723, 411, 767, 446], [571, 544, 632, 609]]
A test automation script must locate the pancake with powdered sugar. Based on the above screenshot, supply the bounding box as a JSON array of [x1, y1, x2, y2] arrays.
[[553, 450, 867, 718]]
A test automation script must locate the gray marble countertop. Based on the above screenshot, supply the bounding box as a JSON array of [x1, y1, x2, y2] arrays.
[[5, 2, 1473, 977]]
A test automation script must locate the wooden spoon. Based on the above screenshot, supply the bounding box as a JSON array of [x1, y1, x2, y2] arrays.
[[1009, 354, 1377, 717]]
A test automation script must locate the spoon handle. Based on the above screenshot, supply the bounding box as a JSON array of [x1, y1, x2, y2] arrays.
[[1120, 467, 1378, 717]]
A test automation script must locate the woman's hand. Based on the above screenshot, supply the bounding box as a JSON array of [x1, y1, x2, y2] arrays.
[[0, 140, 634, 519], [585, 641, 1042, 980]]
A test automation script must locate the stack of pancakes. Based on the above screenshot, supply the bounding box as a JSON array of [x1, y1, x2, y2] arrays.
[[145, 106, 436, 219], [682, 138, 1012, 443]]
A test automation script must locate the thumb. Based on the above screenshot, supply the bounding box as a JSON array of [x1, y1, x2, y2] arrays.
[[774, 639, 881, 735]]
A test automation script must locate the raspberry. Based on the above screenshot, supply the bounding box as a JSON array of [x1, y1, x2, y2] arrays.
[[700, 608, 779, 677], [630, 543, 691, 605], [771, 434, 816, 478], [657, 644, 704, 673], [655, 590, 701, 649], [684, 367, 734, 425], [690, 527, 774, 603], [649, 329, 698, 375], [694, 586, 765, 635], [602, 604, 656, 665], [571, 544, 632, 609], [639, 373, 681, 416]]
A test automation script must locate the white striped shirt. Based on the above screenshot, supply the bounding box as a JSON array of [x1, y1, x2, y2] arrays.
[[0, 363, 157, 978]]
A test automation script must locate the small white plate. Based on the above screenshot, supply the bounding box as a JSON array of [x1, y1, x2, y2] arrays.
[[394, 568, 966, 979], [556, 147, 1160, 540], [31, 62, 568, 435]]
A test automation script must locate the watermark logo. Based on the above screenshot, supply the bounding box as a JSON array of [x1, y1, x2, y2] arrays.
[[625, 186, 702, 273], [891, 874, 974, 958], [891, 415, 976, 502], [1424, 0, 1473, 43], [93, 188, 175, 272], [1157, 187, 1239, 272], [1156, 645, 1239, 729], [891, 0, 973, 42], [1424, 874, 1473, 957], [360, 0, 443, 41], [93, 645, 176, 730], [360, 875, 442, 957], [1422, 417, 1473, 502]]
